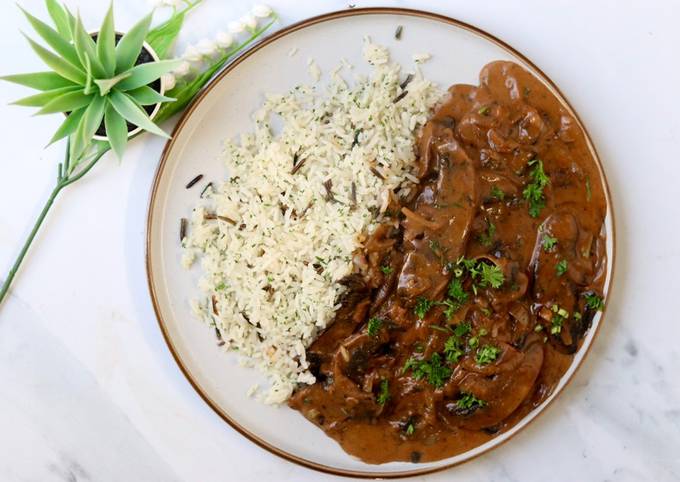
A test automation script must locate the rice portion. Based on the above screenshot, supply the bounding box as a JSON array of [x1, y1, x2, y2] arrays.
[[183, 40, 442, 404]]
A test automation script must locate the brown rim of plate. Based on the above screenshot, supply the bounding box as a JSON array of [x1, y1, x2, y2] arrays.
[[145, 6, 616, 479]]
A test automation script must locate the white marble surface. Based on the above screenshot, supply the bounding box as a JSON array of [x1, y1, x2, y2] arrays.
[[0, 0, 678, 480]]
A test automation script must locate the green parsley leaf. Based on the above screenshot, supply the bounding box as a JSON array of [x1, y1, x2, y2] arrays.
[[215, 282, 226, 291], [542, 234, 558, 251], [447, 278, 468, 303], [453, 322, 472, 337], [403, 353, 452, 388], [367, 317, 383, 337], [457, 392, 486, 410], [414, 297, 434, 319], [380, 265, 393, 275], [522, 159, 550, 218], [475, 344, 501, 365], [440, 278, 469, 318], [479, 263, 504, 289], [490, 185, 505, 201], [478, 220, 497, 247], [377, 379, 390, 405], [584, 293, 605, 311], [405, 422, 415, 435], [444, 336, 464, 363], [439, 299, 459, 320], [556, 259, 568, 276], [478, 106, 490, 116], [468, 328, 488, 349]]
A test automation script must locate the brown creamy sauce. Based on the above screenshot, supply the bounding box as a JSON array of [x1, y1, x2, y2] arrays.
[[289, 61, 608, 464]]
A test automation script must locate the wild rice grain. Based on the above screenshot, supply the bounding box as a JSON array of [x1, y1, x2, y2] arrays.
[[200, 182, 213, 198], [179, 218, 187, 242], [185, 174, 204, 189]]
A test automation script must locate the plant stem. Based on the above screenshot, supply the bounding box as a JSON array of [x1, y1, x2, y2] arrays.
[[0, 145, 109, 306], [0, 183, 64, 304]]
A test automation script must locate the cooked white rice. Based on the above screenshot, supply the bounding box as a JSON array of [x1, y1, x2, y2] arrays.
[[182, 40, 442, 404]]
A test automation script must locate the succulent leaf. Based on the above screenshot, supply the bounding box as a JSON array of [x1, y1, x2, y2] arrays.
[[11, 85, 81, 107], [94, 72, 131, 96], [44, 0, 72, 40], [109, 89, 169, 138], [48, 106, 87, 145], [115, 13, 153, 73], [116, 59, 182, 92], [80, 95, 107, 145], [23, 33, 86, 84], [20, 6, 82, 69], [35, 89, 93, 115], [0, 71, 76, 91], [73, 13, 106, 79], [97, 3, 116, 77], [126, 86, 175, 105], [104, 102, 128, 159]]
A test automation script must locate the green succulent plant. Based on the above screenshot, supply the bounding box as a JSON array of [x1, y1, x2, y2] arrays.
[[1, 0, 182, 160]]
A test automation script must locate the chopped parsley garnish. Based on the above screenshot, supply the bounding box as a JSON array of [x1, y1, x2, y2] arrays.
[[440, 278, 469, 318], [479, 263, 505, 289], [476, 345, 502, 365], [444, 336, 465, 363], [550, 304, 569, 334], [584, 293, 605, 311], [468, 328, 488, 349], [377, 379, 390, 405], [453, 257, 481, 279], [405, 422, 415, 435], [478, 106, 490, 116], [478, 220, 497, 247], [402, 353, 452, 388], [380, 265, 393, 275], [542, 234, 558, 251], [522, 159, 549, 218], [457, 392, 486, 410], [215, 282, 226, 291], [439, 299, 458, 320], [453, 257, 504, 288], [367, 317, 383, 337], [447, 278, 467, 302], [556, 259, 568, 276], [490, 185, 505, 201], [453, 322, 472, 337], [414, 297, 434, 319]]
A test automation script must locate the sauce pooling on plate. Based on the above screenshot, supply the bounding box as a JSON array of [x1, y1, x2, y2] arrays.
[[289, 61, 608, 464]]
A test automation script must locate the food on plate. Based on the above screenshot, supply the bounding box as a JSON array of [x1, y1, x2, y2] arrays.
[[181, 41, 442, 403], [288, 60, 607, 463], [181, 38, 607, 463]]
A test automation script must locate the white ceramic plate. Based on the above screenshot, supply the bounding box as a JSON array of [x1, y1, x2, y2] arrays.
[[146, 8, 615, 478]]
